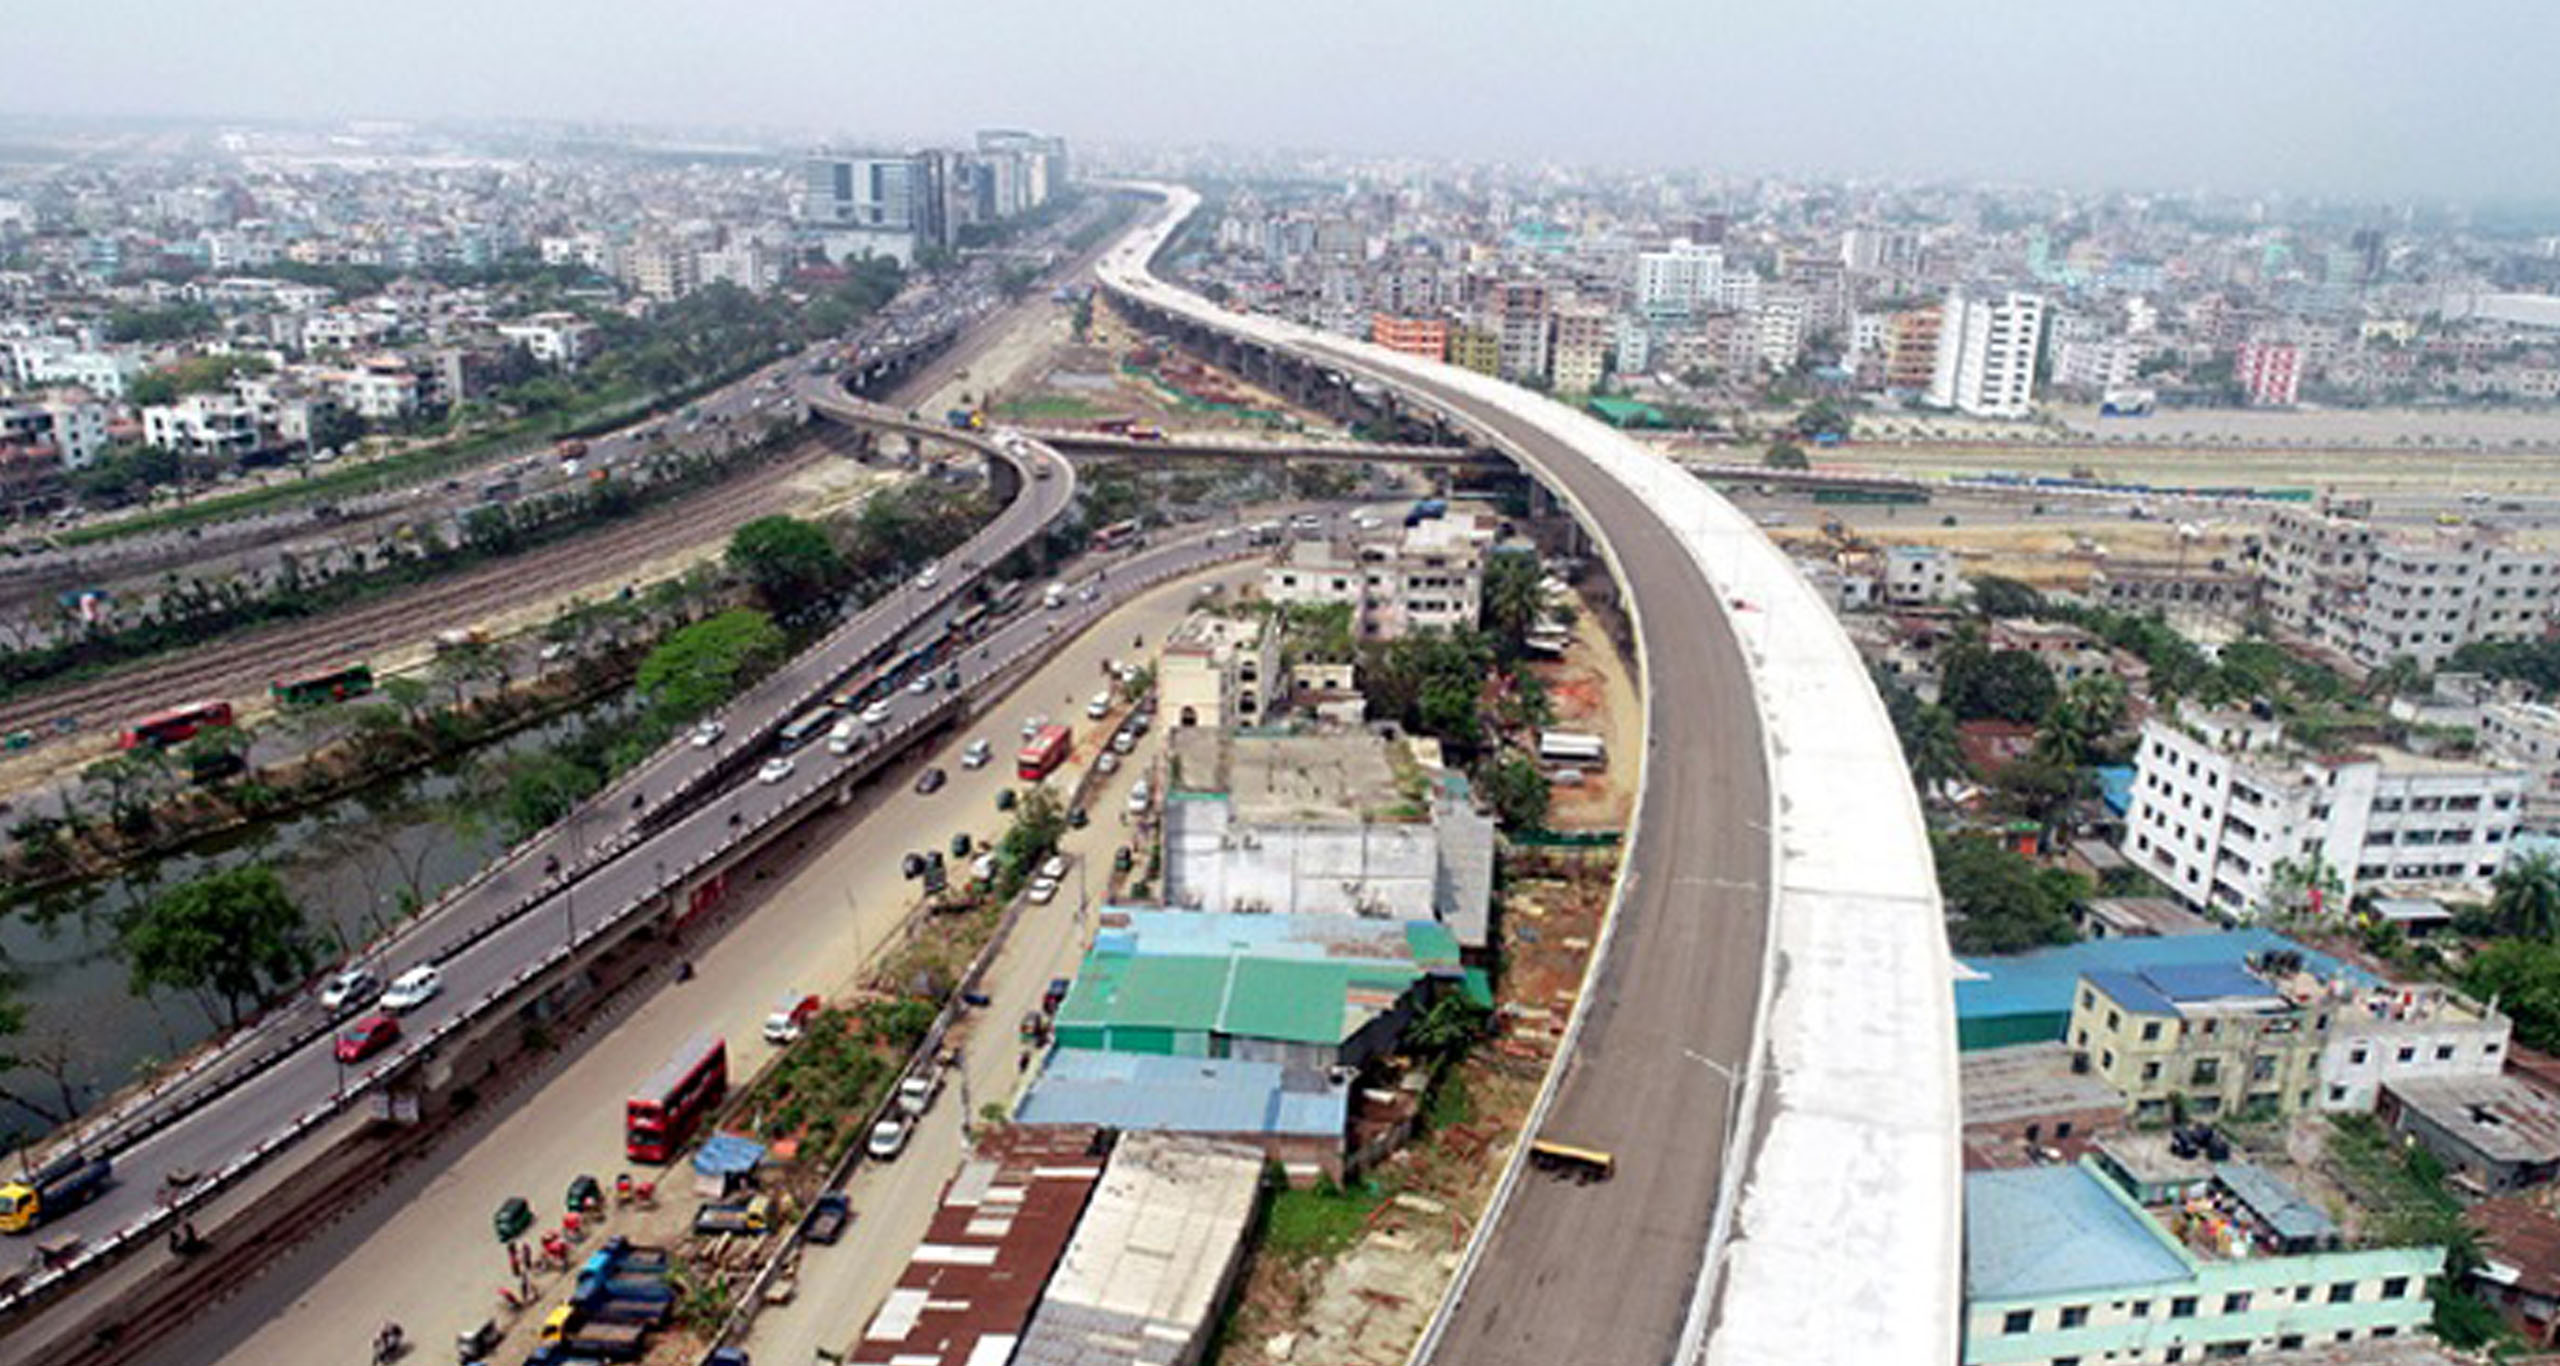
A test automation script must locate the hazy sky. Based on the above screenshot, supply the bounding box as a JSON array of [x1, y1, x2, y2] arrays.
[[11, 0, 2557, 199]]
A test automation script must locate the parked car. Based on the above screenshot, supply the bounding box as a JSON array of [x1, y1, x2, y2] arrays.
[[758, 757, 796, 785], [1096, 750, 1120, 775], [763, 991, 822, 1045], [1040, 855, 1068, 881], [333, 1013, 400, 1064], [902, 851, 927, 880], [915, 767, 946, 795], [1110, 730, 1137, 754], [381, 966, 442, 1014], [896, 1071, 941, 1116], [996, 788, 1018, 812], [1126, 780, 1151, 814], [867, 1116, 913, 1160], [961, 738, 993, 769], [803, 1193, 852, 1247], [1085, 691, 1111, 719], [1027, 878, 1059, 905], [319, 967, 382, 1013]]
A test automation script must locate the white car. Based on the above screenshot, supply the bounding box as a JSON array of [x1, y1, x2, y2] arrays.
[[758, 757, 796, 784], [1021, 714, 1048, 740], [961, 738, 993, 769], [1085, 691, 1111, 719], [1096, 750, 1120, 775], [1040, 855, 1069, 881], [827, 719, 862, 756], [1127, 780, 1152, 814], [1027, 877, 1060, 905], [867, 1115, 913, 1160], [1110, 730, 1137, 754], [896, 1071, 942, 1116], [319, 967, 381, 1012], [860, 700, 893, 726], [909, 674, 935, 695], [381, 966, 442, 1014], [914, 567, 939, 591], [691, 720, 724, 749]]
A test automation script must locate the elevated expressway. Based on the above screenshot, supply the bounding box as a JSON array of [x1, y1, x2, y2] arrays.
[[1098, 187, 1958, 1365], [0, 383, 1087, 1348]]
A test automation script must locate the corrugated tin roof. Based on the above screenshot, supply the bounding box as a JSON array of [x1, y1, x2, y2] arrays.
[[1016, 1049, 1348, 1137], [1965, 1164, 2193, 1302], [1955, 930, 2366, 1027], [1057, 912, 1446, 1048], [1013, 1135, 1263, 1366], [2214, 1161, 2337, 1245], [2387, 1075, 2560, 1165], [849, 1127, 1106, 1366]]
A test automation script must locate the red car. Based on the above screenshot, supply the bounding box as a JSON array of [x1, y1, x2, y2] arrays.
[[334, 1014, 400, 1064]]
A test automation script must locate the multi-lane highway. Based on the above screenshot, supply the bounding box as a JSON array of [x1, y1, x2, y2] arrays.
[[0, 220, 1141, 1323]]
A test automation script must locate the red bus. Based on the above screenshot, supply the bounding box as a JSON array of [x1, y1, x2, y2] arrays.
[[1017, 724, 1072, 782], [120, 699, 235, 750], [1090, 519, 1141, 552], [626, 1033, 727, 1163]]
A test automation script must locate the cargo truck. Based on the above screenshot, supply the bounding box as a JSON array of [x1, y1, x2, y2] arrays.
[[538, 1306, 646, 1360]]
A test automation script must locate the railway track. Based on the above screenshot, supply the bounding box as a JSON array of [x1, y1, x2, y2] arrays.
[[0, 441, 832, 742]]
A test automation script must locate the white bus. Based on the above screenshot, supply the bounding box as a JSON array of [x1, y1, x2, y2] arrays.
[[1538, 730, 1607, 768]]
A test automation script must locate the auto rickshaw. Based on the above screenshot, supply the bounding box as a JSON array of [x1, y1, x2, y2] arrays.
[[493, 1196, 533, 1244], [565, 1174, 605, 1215], [456, 1319, 501, 1364]]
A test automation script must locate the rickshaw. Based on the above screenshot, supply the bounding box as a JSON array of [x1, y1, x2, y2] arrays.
[[493, 1196, 533, 1243]]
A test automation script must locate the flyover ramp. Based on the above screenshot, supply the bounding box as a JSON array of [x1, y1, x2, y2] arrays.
[[1099, 185, 1957, 1366]]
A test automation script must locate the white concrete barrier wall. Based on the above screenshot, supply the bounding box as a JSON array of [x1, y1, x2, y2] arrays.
[[1102, 185, 1960, 1365]]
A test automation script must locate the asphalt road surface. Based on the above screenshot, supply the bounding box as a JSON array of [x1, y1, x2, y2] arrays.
[[1299, 342, 1776, 1366], [146, 557, 1249, 1366]]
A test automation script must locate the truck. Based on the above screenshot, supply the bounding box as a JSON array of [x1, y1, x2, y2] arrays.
[[585, 1236, 671, 1277], [538, 1306, 646, 1360], [434, 626, 489, 653], [944, 408, 984, 431], [691, 1194, 774, 1237], [0, 1155, 112, 1234], [1404, 498, 1448, 527], [571, 1285, 671, 1327], [803, 1191, 852, 1246]]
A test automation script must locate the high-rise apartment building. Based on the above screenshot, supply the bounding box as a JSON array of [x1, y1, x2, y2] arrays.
[[2259, 505, 2559, 672], [1550, 302, 1612, 393], [2122, 711, 2526, 917], [1928, 289, 2046, 419], [1486, 280, 1550, 384], [1884, 306, 1944, 394], [1370, 315, 1449, 362], [1632, 241, 1722, 321], [2234, 340, 2302, 406]]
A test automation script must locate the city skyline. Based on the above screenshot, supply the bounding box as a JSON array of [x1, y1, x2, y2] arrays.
[[7, 0, 2559, 204]]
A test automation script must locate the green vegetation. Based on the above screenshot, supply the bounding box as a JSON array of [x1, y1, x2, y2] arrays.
[[741, 1007, 893, 1160], [1939, 643, 2060, 724], [1261, 1178, 1384, 1262], [726, 515, 846, 615], [2492, 849, 2560, 940], [2463, 937, 2560, 1052], [2322, 1114, 2506, 1349], [991, 394, 1106, 420], [126, 352, 273, 406], [634, 608, 786, 730], [119, 864, 321, 1027], [106, 303, 216, 345], [1933, 831, 2085, 954], [2448, 636, 2560, 697], [1761, 439, 1810, 470], [1478, 549, 1556, 660], [1479, 754, 1551, 830], [993, 788, 1068, 897]]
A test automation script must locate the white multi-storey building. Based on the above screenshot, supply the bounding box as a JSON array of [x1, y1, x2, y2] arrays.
[[1928, 288, 2047, 419], [2123, 711, 2528, 918], [2259, 505, 2559, 672], [1885, 544, 1963, 606], [1632, 240, 1722, 321], [1158, 612, 1281, 731], [142, 392, 263, 461], [2318, 983, 2511, 1113], [1263, 516, 1490, 642], [0, 392, 109, 469], [0, 337, 143, 400], [495, 312, 600, 371]]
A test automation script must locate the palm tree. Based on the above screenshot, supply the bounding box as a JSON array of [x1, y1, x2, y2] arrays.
[[1910, 706, 1969, 801], [2493, 851, 2560, 941]]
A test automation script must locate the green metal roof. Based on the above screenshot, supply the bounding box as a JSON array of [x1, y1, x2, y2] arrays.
[[1055, 914, 1452, 1048]]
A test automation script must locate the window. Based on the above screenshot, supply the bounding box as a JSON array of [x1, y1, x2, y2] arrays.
[[2191, 1058, 2221, 1086], [2165, 1350, 2185, 1364], [2004, 1309, 2033, 1334], [2142, 1061, 2163, 1083], [2328, 1282, 2355, 1304], [2056, 1121, 2075, 1139], [2293, 1285, 2312, 1303], [2397, 1046, 2416, 1064], [2349, 1047, 2368, 1065], [2223, 1291, 2252, 1314], [2129, 1300, 2151, 1318], [2277, 1335, 2304, 1350], [2142, 1021, 2162, 1042], [2382, 1276, 2409, 1299], [2059, 1305, 2089, 1329], [2436, 1045, 2456, 1061], [2170, 1295, 2198, 1319]]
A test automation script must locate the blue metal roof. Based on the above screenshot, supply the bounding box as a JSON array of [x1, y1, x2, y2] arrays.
[[2143, 961, 2280, 1004], [691, 1133, 765, 1177], [2215, 1162, 2337, 1246], [2084, 969, 2177, 1016], [1015, 1048, 1347, 1138], [2096, 766, 2135, 817], [1955, 930, 2367, 1028], [1966, 1164, 2193, 1301]]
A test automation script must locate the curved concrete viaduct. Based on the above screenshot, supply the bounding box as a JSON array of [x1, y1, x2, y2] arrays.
[[1098, 185, 1959, 1366]]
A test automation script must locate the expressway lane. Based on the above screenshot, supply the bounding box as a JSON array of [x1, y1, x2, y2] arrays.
[[1100, 191, 1776, 1366], [1378, 378, 1768, 1365]]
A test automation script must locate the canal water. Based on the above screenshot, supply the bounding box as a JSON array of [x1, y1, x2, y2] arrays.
[[0, 690, 639, 1146]]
